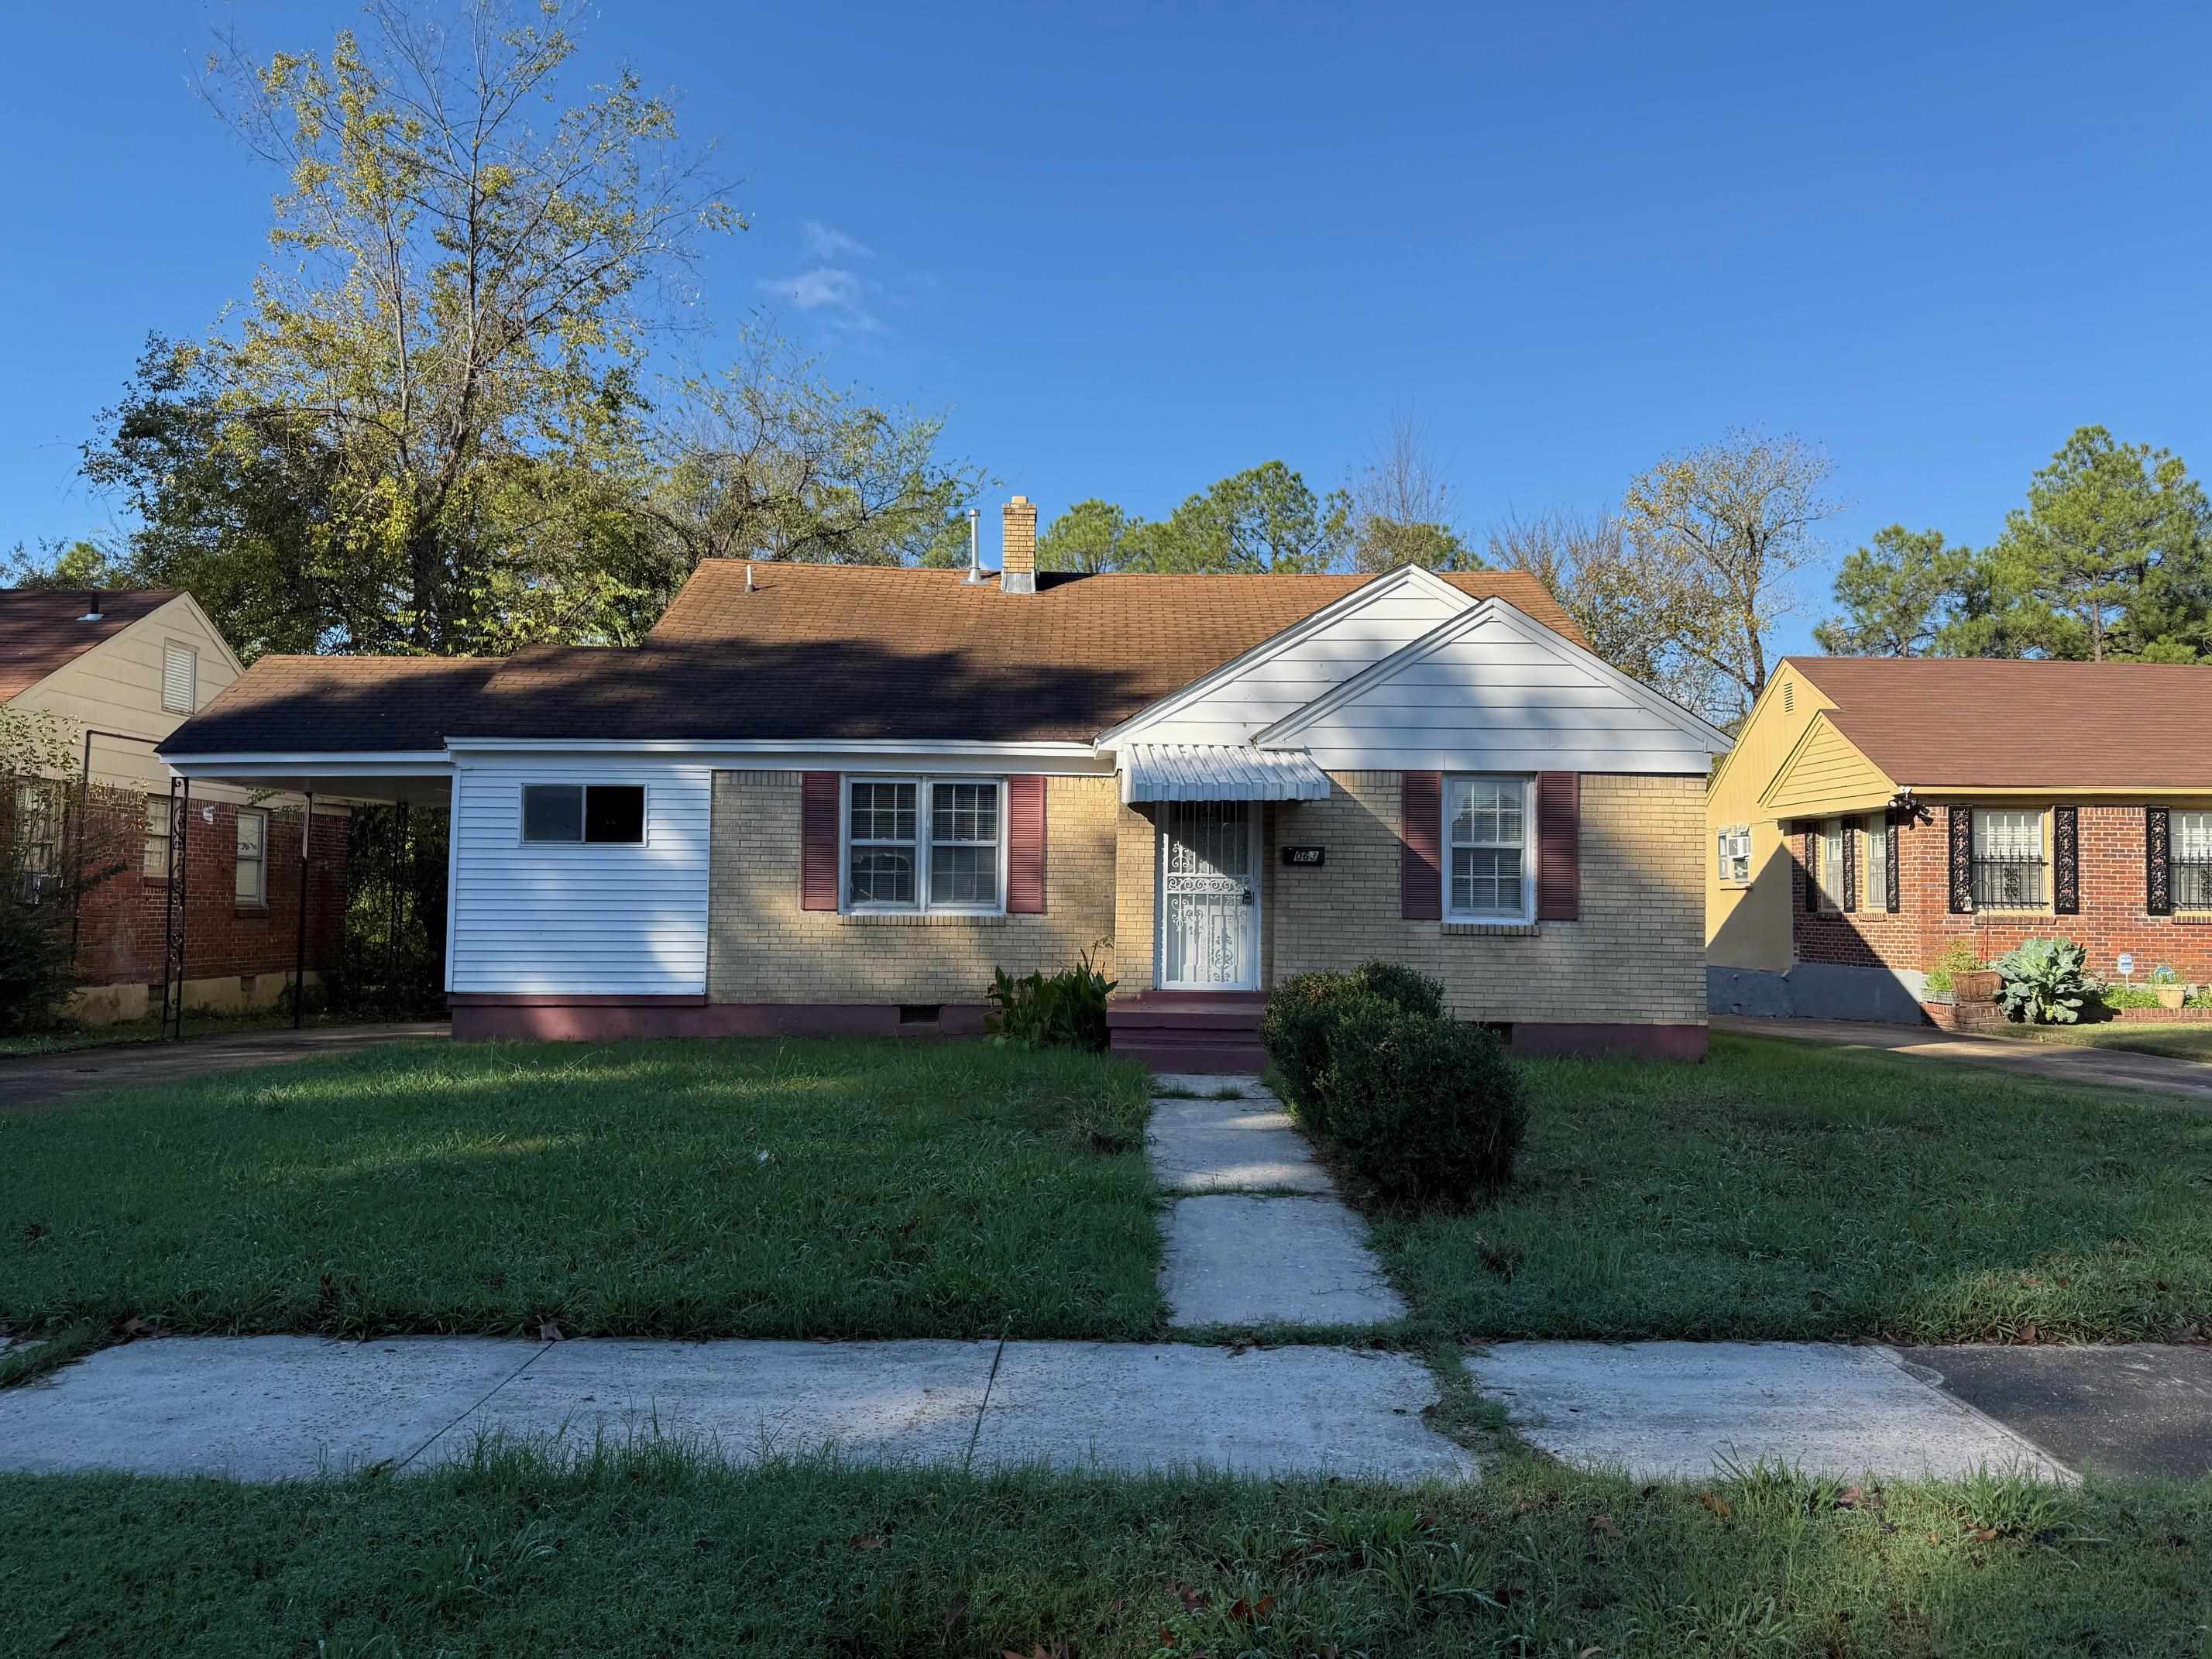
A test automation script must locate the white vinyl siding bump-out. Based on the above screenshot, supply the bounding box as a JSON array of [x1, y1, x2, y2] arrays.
[[448, 757, 711, 995], [1256, 603, 1730, 776]]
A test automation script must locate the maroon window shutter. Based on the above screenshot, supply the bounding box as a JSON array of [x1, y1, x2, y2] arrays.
[[1535, 771, 1580, 922], [800, 772, 840, 911], [1400, 771, 1442, 920], [1007, 775, 1046, 914]]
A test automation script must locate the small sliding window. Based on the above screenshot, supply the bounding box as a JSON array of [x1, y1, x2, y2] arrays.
[[520, 784, 647, 846]]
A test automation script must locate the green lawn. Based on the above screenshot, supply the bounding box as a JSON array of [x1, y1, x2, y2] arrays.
[[0, 1038, 1161, 1343], [2006, 1020, 2212, 1063], [3, 1442, 2206, 1658], [1358, 1032, 2212, 1345]]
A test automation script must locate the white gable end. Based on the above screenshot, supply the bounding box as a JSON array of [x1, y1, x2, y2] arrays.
[[1108, 566, 1479, 746], [1256, 600, 1730, 775]]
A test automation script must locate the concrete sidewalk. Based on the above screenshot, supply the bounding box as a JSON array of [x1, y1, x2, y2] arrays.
[[1, 1022, 450, 1111], [0, 1335, 1472, 1485], [1713, 1014, 2212, 1104]]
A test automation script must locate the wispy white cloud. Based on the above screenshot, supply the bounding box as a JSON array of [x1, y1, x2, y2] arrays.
[[756, 266, 883, 333], [800, 220, 874, 262]]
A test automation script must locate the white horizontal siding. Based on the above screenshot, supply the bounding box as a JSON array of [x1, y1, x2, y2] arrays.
[[1287, 613, 1721, 775], [1136, 582, 1472, 743], [449, 759, 711, 995]]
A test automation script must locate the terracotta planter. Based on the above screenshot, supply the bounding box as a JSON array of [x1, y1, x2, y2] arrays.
[[1952, 970, 2002, 1005]]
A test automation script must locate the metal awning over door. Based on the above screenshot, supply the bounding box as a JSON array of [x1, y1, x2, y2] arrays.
[[1118, 743, 1331, 803]]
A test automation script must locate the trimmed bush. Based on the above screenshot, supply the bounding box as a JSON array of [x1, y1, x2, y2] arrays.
[[1316, 994, 1527, 1200], [1259, 960, 1449, 1133]]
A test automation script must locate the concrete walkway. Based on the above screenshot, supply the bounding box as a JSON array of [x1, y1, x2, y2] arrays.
[[1146, 1073, 1407, 1329], [1713, 1014, 2212, 1104], [1, 1022, 451, 1111], [0, 1335, 1473, 1484]]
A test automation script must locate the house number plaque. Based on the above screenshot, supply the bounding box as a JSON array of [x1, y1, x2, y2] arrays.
[[1281, 846, 1326, 867]]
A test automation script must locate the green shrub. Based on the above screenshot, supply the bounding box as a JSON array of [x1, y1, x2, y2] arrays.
[[1315, 995, 1527, 1200], [2186, 988, 2212, 1010], [1922, 939, 1985, 998], [1994, 936, 2090, 1025], [1259, 960, 1448, 1132], [2097, 982, 2162, 1011], [984, 947, 1115, 1051]]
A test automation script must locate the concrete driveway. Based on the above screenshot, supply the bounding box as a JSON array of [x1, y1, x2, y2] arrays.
[[1713, 1014, 2212, 1104], [0, 1022, 449, 1111]]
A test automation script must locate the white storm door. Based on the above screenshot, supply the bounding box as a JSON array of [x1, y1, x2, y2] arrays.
[[1157, 801, 1259, 989]]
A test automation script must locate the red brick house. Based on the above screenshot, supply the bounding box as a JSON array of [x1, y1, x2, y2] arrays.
[[1708, 657, 2212, 1022], [2, 588, 346, 1024]]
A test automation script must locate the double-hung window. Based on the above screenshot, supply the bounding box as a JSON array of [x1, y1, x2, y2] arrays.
[[1970, 809, 2045, 908], [1445, 775, 1531, 922], [1862, 814, 1889, 910], [1817, 818, 1846, 912], [2176, 811, 2212, 910], [844, 777, 1005, 914], [143, 795, 172, 878], [235, 809, 267, 905]]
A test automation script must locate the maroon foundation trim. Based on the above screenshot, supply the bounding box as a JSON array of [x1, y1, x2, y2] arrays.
[[1507, 1022, 1709, 1062], [448, 997, 992, 1042]]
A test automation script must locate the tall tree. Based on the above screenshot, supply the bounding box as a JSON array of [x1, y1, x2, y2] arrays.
[[1489, 509, 1720, 714], [1812, 526, 1970, 656], [1966, 427, 2212, 661], [1037, 498, 1146, 573], [86, 1, 737, 656], [1620, 431, 1838, 726], [1347, 412, 1477, 572], [1141, 462, 1350, 573]]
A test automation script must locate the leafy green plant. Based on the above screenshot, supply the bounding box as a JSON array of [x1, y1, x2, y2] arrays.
[[1921, 939, 1985, 998], [1314, 995, 1527, 1200], [1993, 936, 2091, 1025], [2097, 982, 2162, 1011], [2186, 988, 2212, 1010], [2149, 963, 2179, 986], [983, 947, 1115, 1052]]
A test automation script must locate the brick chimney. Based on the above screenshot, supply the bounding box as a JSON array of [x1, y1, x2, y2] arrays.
[[1001, 496, 1038, 595]]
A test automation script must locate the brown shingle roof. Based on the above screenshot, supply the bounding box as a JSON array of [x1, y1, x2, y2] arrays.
[[1787, 656, 2212, 789], [0, 589, 180, 702], [164, 564, 1582, 754]]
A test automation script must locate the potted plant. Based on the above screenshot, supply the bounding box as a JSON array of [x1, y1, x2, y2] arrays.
[[2150, 964, 2186, 1010]]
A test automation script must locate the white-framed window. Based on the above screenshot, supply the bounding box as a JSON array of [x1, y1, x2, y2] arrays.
[[143, 795, 172, 878], [1444, 775, 1532, 922], [843, 775, 1006, 914], [161, 641, 198, 714], [235, 808, 267, 905], [1970, 808, 2045, 909], [2176, 810, 2212, 910], [1716, 824, 1752, 885], [1818, 818, 1845, 912], [520, 784, 647, 845], [1863, 814, 1889, 911]]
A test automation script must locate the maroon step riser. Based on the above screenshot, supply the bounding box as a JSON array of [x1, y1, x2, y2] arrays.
[[1115, 1043, 1269, 1075], [1105, 1012, 1266, 1034]]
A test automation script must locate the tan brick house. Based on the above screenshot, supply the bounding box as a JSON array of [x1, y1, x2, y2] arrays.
[[1709, 656, 2212, 1022], [159, 500, 1729, 1064]]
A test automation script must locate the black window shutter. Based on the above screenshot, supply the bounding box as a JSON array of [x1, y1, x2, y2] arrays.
[[1802, 826, 1819, 912], [1841, 821, 1857, 912], [1884, 816, 1901, 913], [2053, 805, 2080, 915], [1947, 805, 1973, 914], [2148, 806, 2172, 915]]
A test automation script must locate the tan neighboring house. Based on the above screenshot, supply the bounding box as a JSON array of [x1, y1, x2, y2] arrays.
[[1, 588, 347, 1022], [1709, 655, 2212, 1022], [157, 500, 1732, 1066]]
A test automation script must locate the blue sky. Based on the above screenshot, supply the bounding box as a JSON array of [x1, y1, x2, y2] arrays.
[[5, 2, 2210, 658]]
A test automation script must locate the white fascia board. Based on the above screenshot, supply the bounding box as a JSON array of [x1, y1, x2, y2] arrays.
[[162, 750, 453, 775], [1253, 597, 1738, 757], [1091, 565, 1475, 748], [440, 737, 1097, 756]]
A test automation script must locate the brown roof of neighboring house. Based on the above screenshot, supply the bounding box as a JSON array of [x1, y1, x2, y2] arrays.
[[163, 563, 1582, 754], [0, 589, 179, 702], [1786, 656, 2212, 788]]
